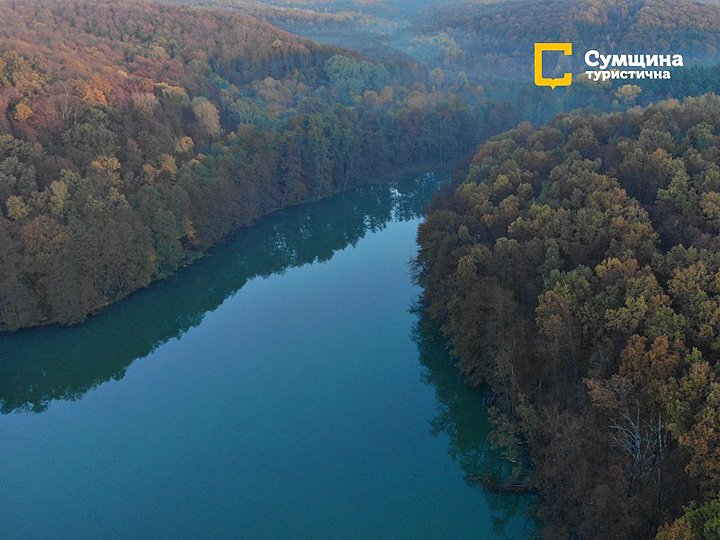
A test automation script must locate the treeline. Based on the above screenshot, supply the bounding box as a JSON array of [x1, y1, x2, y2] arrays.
[[167, 0, 393, 30], [416, 95, 720, 538], [0, 0, 513, 330]]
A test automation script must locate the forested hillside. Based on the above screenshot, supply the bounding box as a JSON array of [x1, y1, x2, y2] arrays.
[[416, 0, 720, 78], [161, 0, 720, 119], [0, 0, 509, 331], [162, 0, 450, 62], [416, 95, 720, 538]]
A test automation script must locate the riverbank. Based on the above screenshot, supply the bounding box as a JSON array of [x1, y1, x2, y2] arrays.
[[1, 163, 455, 334], [0, 176, 534, 539]]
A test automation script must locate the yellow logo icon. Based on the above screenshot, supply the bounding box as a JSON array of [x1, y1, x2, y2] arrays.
[[534, 43, 572, 88]]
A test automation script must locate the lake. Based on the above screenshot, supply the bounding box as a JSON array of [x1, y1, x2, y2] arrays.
[[0, 174, 532, 539]]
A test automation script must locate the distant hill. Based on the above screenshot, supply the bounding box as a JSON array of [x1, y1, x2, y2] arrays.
[[416, 0, 720, 78], [162, 0, 415, 59], [0, 0, 343, 94]]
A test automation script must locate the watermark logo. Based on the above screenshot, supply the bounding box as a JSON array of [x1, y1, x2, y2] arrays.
[[534, 43, 573, 89], [534, 43, 685, 87]]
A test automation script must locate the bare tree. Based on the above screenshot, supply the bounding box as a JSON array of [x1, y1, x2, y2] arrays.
[[610, 405, 667, 498]]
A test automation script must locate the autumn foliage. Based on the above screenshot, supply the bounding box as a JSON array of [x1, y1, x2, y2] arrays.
[[416, 95, 720, 539], [0, 0, 505, 330]]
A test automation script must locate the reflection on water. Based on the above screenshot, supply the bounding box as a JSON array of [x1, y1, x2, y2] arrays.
[[0, 174, 440, 414], [0, 172, 534, 539], [414, 317, 535, 538]]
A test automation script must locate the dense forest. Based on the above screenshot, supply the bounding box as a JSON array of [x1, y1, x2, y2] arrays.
[[6, 0, 720, 537], [416, 0, 720, 80], [416, 95, 720, 538], [0, 0, 512, 331]]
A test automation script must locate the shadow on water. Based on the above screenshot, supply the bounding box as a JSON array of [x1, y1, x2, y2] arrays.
[[412, 315, 537, 539], [0, 174, 441, 414]]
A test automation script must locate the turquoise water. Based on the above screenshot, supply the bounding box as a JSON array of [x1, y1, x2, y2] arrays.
[[0, 175, 532, 539]]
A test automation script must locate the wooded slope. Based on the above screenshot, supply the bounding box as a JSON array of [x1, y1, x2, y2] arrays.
[[417, 95, 720, 539]]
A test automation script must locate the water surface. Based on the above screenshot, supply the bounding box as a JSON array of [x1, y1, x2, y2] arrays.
[[0, 175, 532, 539]]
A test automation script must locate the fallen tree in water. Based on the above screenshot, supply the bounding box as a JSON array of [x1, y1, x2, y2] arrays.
[[464, 473, 537, 495]]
